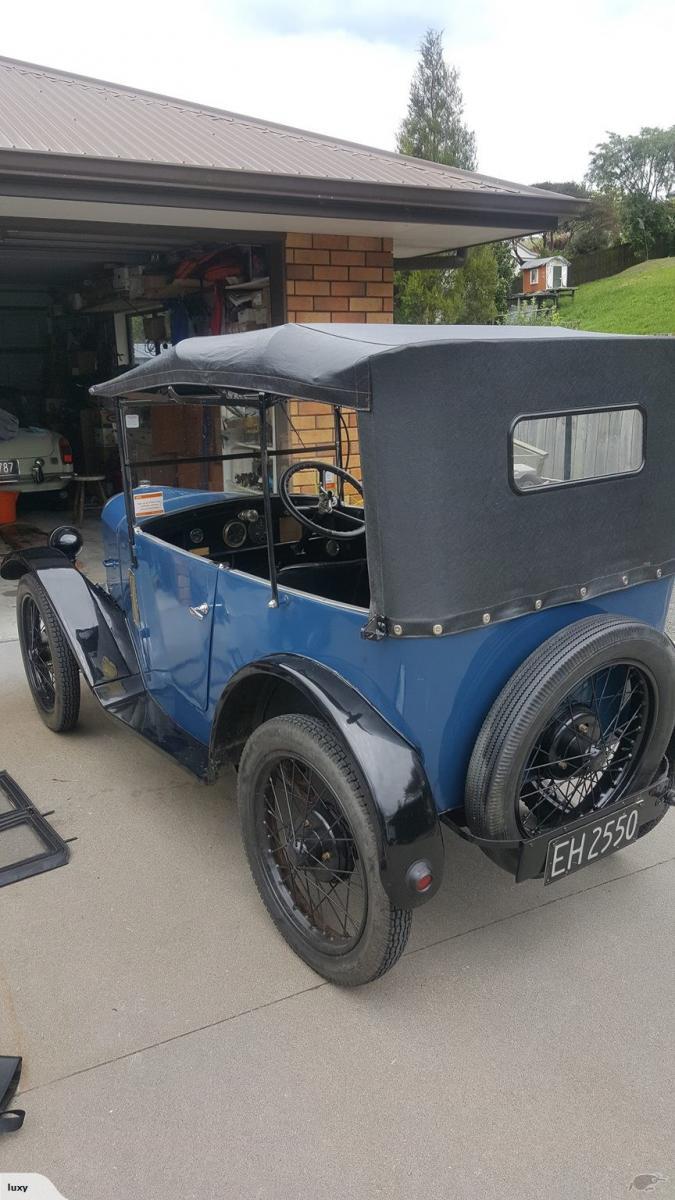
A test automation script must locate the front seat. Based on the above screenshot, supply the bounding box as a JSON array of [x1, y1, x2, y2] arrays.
[[276, 560, 370, 607]]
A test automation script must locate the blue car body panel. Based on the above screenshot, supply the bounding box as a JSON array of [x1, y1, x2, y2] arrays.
[[133, 533, 218, 710], [102, 487, 674, 814]]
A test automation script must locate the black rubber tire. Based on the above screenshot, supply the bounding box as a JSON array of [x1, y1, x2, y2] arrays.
[[465, 615, 675, 865], [237, 714, 411, 986], [16, 573, 81, 733]]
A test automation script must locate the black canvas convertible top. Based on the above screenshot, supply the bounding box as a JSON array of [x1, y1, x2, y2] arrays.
[[90, 322, 601, 409], [92, 324, 675, 636]]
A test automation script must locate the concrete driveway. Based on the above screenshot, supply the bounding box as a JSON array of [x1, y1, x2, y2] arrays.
[[1, 520, 674, 1199]]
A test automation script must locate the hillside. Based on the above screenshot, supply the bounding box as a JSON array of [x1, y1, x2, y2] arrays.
[[558, 257, 675, 334]]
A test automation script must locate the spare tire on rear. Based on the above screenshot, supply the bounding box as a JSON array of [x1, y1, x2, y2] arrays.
[[465, 614, 675, 868]]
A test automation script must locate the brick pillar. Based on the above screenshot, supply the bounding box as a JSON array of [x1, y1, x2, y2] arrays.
[[285, 233, 394, 323], [283, 234, 393, 493]]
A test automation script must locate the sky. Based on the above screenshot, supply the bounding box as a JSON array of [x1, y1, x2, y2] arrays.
[[3, 0, 673, 186]]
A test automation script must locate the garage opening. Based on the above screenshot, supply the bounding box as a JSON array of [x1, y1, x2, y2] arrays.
[[0, 220, 285, 539]]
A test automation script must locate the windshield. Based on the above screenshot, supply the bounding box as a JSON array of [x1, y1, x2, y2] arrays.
[[118, 397, 362, 503]]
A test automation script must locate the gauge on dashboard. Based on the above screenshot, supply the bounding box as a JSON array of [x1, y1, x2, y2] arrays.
[[248, 519, 267, 545], [189, 527, 204, 545], [222, 519, 247, 549]]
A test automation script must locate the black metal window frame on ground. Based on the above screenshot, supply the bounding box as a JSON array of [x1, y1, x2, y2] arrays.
[[0, 771, 70, 887]]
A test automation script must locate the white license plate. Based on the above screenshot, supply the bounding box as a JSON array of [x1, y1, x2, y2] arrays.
[[545, 801, 642, 883], [0, 460, 19, 478]]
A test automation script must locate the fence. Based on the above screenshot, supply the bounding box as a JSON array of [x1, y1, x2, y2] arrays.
[[568, 240, 671, 286], [513, 409, 643, 485]]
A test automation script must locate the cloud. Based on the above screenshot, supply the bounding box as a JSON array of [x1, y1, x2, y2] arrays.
[[458, 0, 674, 181], [2, 0, 673, 186], [219, 0, 520, 49], [233, 0, 454, 43]]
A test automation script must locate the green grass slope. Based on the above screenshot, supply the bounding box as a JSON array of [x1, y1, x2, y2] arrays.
[[558, 257, 675, 334]]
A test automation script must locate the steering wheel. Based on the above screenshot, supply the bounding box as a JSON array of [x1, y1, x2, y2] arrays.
[[279, 460, 365, 541]]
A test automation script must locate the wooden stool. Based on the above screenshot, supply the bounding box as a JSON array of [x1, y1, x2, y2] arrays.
[[71, 475, 107, 524]]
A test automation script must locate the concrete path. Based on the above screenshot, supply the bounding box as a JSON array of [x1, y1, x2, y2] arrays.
[[0, 524, 674, 1198]]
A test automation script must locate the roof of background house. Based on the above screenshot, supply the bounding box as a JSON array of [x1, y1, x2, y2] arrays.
[[522, 256, 570, 269], [0, 56, 582, 211]]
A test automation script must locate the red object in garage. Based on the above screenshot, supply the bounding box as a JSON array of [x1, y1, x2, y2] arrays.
[[0, 491, 18, 524]]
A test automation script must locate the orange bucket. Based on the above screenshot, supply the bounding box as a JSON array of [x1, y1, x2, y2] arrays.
[[0, 490, 18, 524]]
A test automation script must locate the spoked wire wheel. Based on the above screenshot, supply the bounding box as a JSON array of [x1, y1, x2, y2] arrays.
[[260, 756, 367, 952], [238, 714, 412, 985], [16, 573, 80, 732], [20, 593, 56, 711], [465, 615, 675, 867], [517, 662, 651, 837]]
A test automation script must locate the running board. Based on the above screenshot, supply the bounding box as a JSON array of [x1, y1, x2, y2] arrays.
[[96, 683, 211, 781], [3, 549, 212, 782]]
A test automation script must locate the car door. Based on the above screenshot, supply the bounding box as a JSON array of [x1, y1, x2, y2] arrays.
[[131, 530, 218, 712]]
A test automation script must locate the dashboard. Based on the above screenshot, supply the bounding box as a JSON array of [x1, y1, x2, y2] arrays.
[[142, 495, 365, 573]]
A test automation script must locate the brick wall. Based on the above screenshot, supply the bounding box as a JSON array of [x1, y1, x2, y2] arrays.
[[285, 233, 394, 323], [283, 233, 394, 496]]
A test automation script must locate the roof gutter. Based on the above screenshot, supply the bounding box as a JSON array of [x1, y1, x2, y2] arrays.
[[394, 249, 468, 270], [0, 151, 587, 230]]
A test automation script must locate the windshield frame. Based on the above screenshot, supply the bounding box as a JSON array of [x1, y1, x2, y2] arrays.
[[114, 390, 347, 607]]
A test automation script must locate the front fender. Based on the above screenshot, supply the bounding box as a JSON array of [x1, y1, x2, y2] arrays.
[[1, 547, 140, 692], [1, 545, 75, 580], [211, 655, 444, 909]]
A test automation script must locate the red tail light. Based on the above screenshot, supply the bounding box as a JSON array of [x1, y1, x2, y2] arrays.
[[59, 436, 73, 465], [406, 860, 434, 894]]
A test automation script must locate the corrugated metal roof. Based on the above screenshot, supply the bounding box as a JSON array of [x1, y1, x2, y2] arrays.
[[0, 55, 572, 203]]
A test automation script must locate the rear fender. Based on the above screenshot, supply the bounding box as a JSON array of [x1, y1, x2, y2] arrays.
[[210, 655, 444, 909], [1, 547, 141, 697]]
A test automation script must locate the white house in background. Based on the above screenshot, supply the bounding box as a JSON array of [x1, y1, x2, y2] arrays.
[[521, 255, 570, 294], [512, 240, 539, 264]]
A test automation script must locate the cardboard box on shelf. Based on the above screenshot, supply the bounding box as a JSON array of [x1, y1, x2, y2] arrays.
[[139, 274, 170, 293]]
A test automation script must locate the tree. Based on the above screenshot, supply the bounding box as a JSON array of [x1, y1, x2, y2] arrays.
[[621, 193, 675, 256], [394, 268, 458, 325], [397, 29, 477, 170], [393, 29, 494, 324], [586, 127, 675, 253], [587, 127, 675, 200], [527, 182, 621, 257], [451, 245, 498, 324], [534, 181, 588, 202], [491, 240, 516, 317], [530, 181, 588, 253], [566, 193, 622, 255]]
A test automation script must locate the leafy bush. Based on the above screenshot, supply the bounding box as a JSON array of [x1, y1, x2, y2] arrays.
[[506, 301, 579, 329]]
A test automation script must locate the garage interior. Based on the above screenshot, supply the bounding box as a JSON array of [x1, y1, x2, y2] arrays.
[[0, 217, 286, 526]]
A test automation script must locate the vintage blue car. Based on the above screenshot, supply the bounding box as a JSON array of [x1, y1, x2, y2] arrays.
[[3, 324, 674, 984]]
